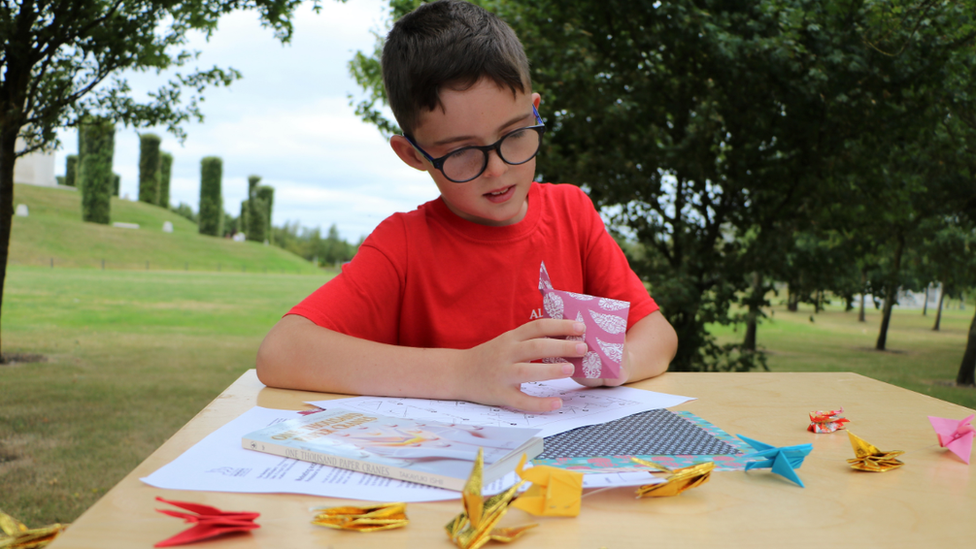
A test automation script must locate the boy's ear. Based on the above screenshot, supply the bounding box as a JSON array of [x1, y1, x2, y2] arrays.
[[390, 135, 428, 172]]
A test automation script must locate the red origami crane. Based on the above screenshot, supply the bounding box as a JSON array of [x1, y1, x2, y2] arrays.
[[154, 497, 260, 547], [808, 408, 850, 434]]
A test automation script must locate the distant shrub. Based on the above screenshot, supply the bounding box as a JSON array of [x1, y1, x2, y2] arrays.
[[65, 155, 78, 187], [159, 152, 173, 207], [238, 200, 248, 235], [138, 134, 161, 204], [56, 175, 65, 186], [78, 118, 115, 224], [113, 173, 120, 197], [171, 202, 198, 223], [198, 156, 223, 236]]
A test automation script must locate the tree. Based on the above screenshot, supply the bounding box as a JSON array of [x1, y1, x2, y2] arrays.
[[0, 1, 328, 356]]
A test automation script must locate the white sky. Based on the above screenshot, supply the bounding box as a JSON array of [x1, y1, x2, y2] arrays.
[[54, 0, 438, 242]]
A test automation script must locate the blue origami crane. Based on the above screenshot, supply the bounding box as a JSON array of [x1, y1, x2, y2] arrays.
[[737, 435, 813, 488]]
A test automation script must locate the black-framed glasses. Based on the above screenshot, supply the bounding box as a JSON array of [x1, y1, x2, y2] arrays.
[[405, 105, 546, 183]]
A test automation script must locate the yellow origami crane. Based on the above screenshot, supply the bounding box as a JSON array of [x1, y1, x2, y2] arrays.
[[445, 449, 537, 549], [847, 431, 905, 472], [511, 455, 583, 517], [631, 458, 715, 497], [0, 510, 66, 549], [311, 502, 408, 532]]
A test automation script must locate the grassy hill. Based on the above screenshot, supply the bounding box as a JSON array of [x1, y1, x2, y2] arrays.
[[10, 184, 318, 273]]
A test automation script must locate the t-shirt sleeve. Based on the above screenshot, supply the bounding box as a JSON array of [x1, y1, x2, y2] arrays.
[[286, 217, 406, 345], [574, 188, 660, 329]]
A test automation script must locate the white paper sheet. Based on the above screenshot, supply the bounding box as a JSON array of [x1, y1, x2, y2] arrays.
[[141, 405, 666, 502], [309, 378, 695, 438]]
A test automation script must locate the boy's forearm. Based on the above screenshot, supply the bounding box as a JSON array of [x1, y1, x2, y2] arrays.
[[256, 315, 466, 400], [623, 311, 678, 382]]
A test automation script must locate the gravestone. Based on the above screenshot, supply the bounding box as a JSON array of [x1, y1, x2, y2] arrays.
[[162, 221, 174, 233], [15, 204, 28, 217]]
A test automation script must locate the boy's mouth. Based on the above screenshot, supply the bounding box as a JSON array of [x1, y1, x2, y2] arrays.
[[484, 185, 515, 202]]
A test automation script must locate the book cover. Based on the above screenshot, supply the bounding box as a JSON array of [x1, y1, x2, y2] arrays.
[[242, 407, 543, 491]]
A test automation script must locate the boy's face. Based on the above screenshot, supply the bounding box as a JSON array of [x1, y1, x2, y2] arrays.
[[391, 79, 542, 226]]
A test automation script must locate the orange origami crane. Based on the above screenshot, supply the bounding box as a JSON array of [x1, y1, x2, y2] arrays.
[[631, 457, 715, 497], [928, 414, 974, 464], [511, 455, 583, 517], [445, 449, 537, 549], [846, 431, 905, 472], [311, 502, 408, 532], [808, 408, 850, 433], [0, 509, 65, 549]]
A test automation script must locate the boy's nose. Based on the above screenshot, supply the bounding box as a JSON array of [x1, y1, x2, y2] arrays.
[[482, 149, 509, 178]]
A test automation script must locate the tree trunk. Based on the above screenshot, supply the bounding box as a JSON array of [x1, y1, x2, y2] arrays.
[[787, 284, 798, 312], [956, 307, 976, 386], [876, 233, 905, 351], [743, 272, 761, 352], [933, 285, 945, 331], [922, 286, 929, 316], [0, 127, 18, 359], [858, 270, 867, 322]]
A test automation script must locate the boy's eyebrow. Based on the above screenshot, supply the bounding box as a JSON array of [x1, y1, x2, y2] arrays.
[[432, 110, 535, 147]]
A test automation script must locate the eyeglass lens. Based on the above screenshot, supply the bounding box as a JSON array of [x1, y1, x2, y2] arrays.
[[442, 127, 541, 182]]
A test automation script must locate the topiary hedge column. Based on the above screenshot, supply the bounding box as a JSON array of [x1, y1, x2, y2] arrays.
[[198, 156, 224, 236], [159, 151, 173, 207], [246, 175, 265, 242], [78, 118, 115, 224], [113, 173, 121, 197], [65, 155, 78, 187], [138, 134, 161, 204], [256, 185, 274, 244]]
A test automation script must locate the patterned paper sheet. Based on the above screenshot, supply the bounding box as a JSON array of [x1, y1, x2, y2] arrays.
[[532, 410, 754, 472]]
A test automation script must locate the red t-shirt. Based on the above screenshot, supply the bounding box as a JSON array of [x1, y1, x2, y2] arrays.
[[288, 182, 658, 349]]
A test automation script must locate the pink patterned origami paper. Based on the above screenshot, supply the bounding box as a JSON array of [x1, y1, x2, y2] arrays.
[[928, 414, 974, 464], [538, 261, 629, 379]]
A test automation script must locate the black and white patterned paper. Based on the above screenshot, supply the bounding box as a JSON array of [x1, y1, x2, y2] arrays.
[[537, 409, 741, 459]]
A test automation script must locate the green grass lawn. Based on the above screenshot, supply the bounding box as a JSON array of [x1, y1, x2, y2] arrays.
[[711, 301, 976, 410], [0, 266, 333, 527], [11, 183, 317, 273]]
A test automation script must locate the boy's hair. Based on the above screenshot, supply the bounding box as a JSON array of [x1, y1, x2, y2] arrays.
[[382, 0, 531, 136]]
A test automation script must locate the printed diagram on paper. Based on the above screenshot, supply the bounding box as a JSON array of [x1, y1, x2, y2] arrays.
[[307, 378, 695, 438]]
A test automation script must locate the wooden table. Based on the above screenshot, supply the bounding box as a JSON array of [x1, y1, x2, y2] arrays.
[[49, 371, 975, 548]]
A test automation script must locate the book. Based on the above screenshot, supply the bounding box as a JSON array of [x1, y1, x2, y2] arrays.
[[242, 407, 544, 491]]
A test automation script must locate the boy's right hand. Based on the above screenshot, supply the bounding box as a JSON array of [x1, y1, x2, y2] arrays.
[[461, 319, 587, 414]]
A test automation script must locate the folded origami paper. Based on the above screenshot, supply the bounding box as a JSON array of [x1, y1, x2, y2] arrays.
[[737, 435, 813, 487], [0, 509, 65, 549], [512, 455, 583, 516], [445, 449, 537, 549], [846, 431, 904, 472], [311, 502, 408, 532], [538, 262, 630, 379], [154, 497, 259, 547], [808, 408, 850, 433], [631, 457, 715, 497], [927, 414, 974, 464]]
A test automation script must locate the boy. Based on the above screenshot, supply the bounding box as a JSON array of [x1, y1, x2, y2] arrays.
[[256, 0, 677, 413]]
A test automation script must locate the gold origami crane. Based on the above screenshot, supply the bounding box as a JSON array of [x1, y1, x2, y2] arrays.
[[0, 510, 66, 549], [511, 454, 583, 517], [631, 458, 715, 497], [847, 431, 905, 472], [445, 449, 537, 549], [311, 502, 408, 532]]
